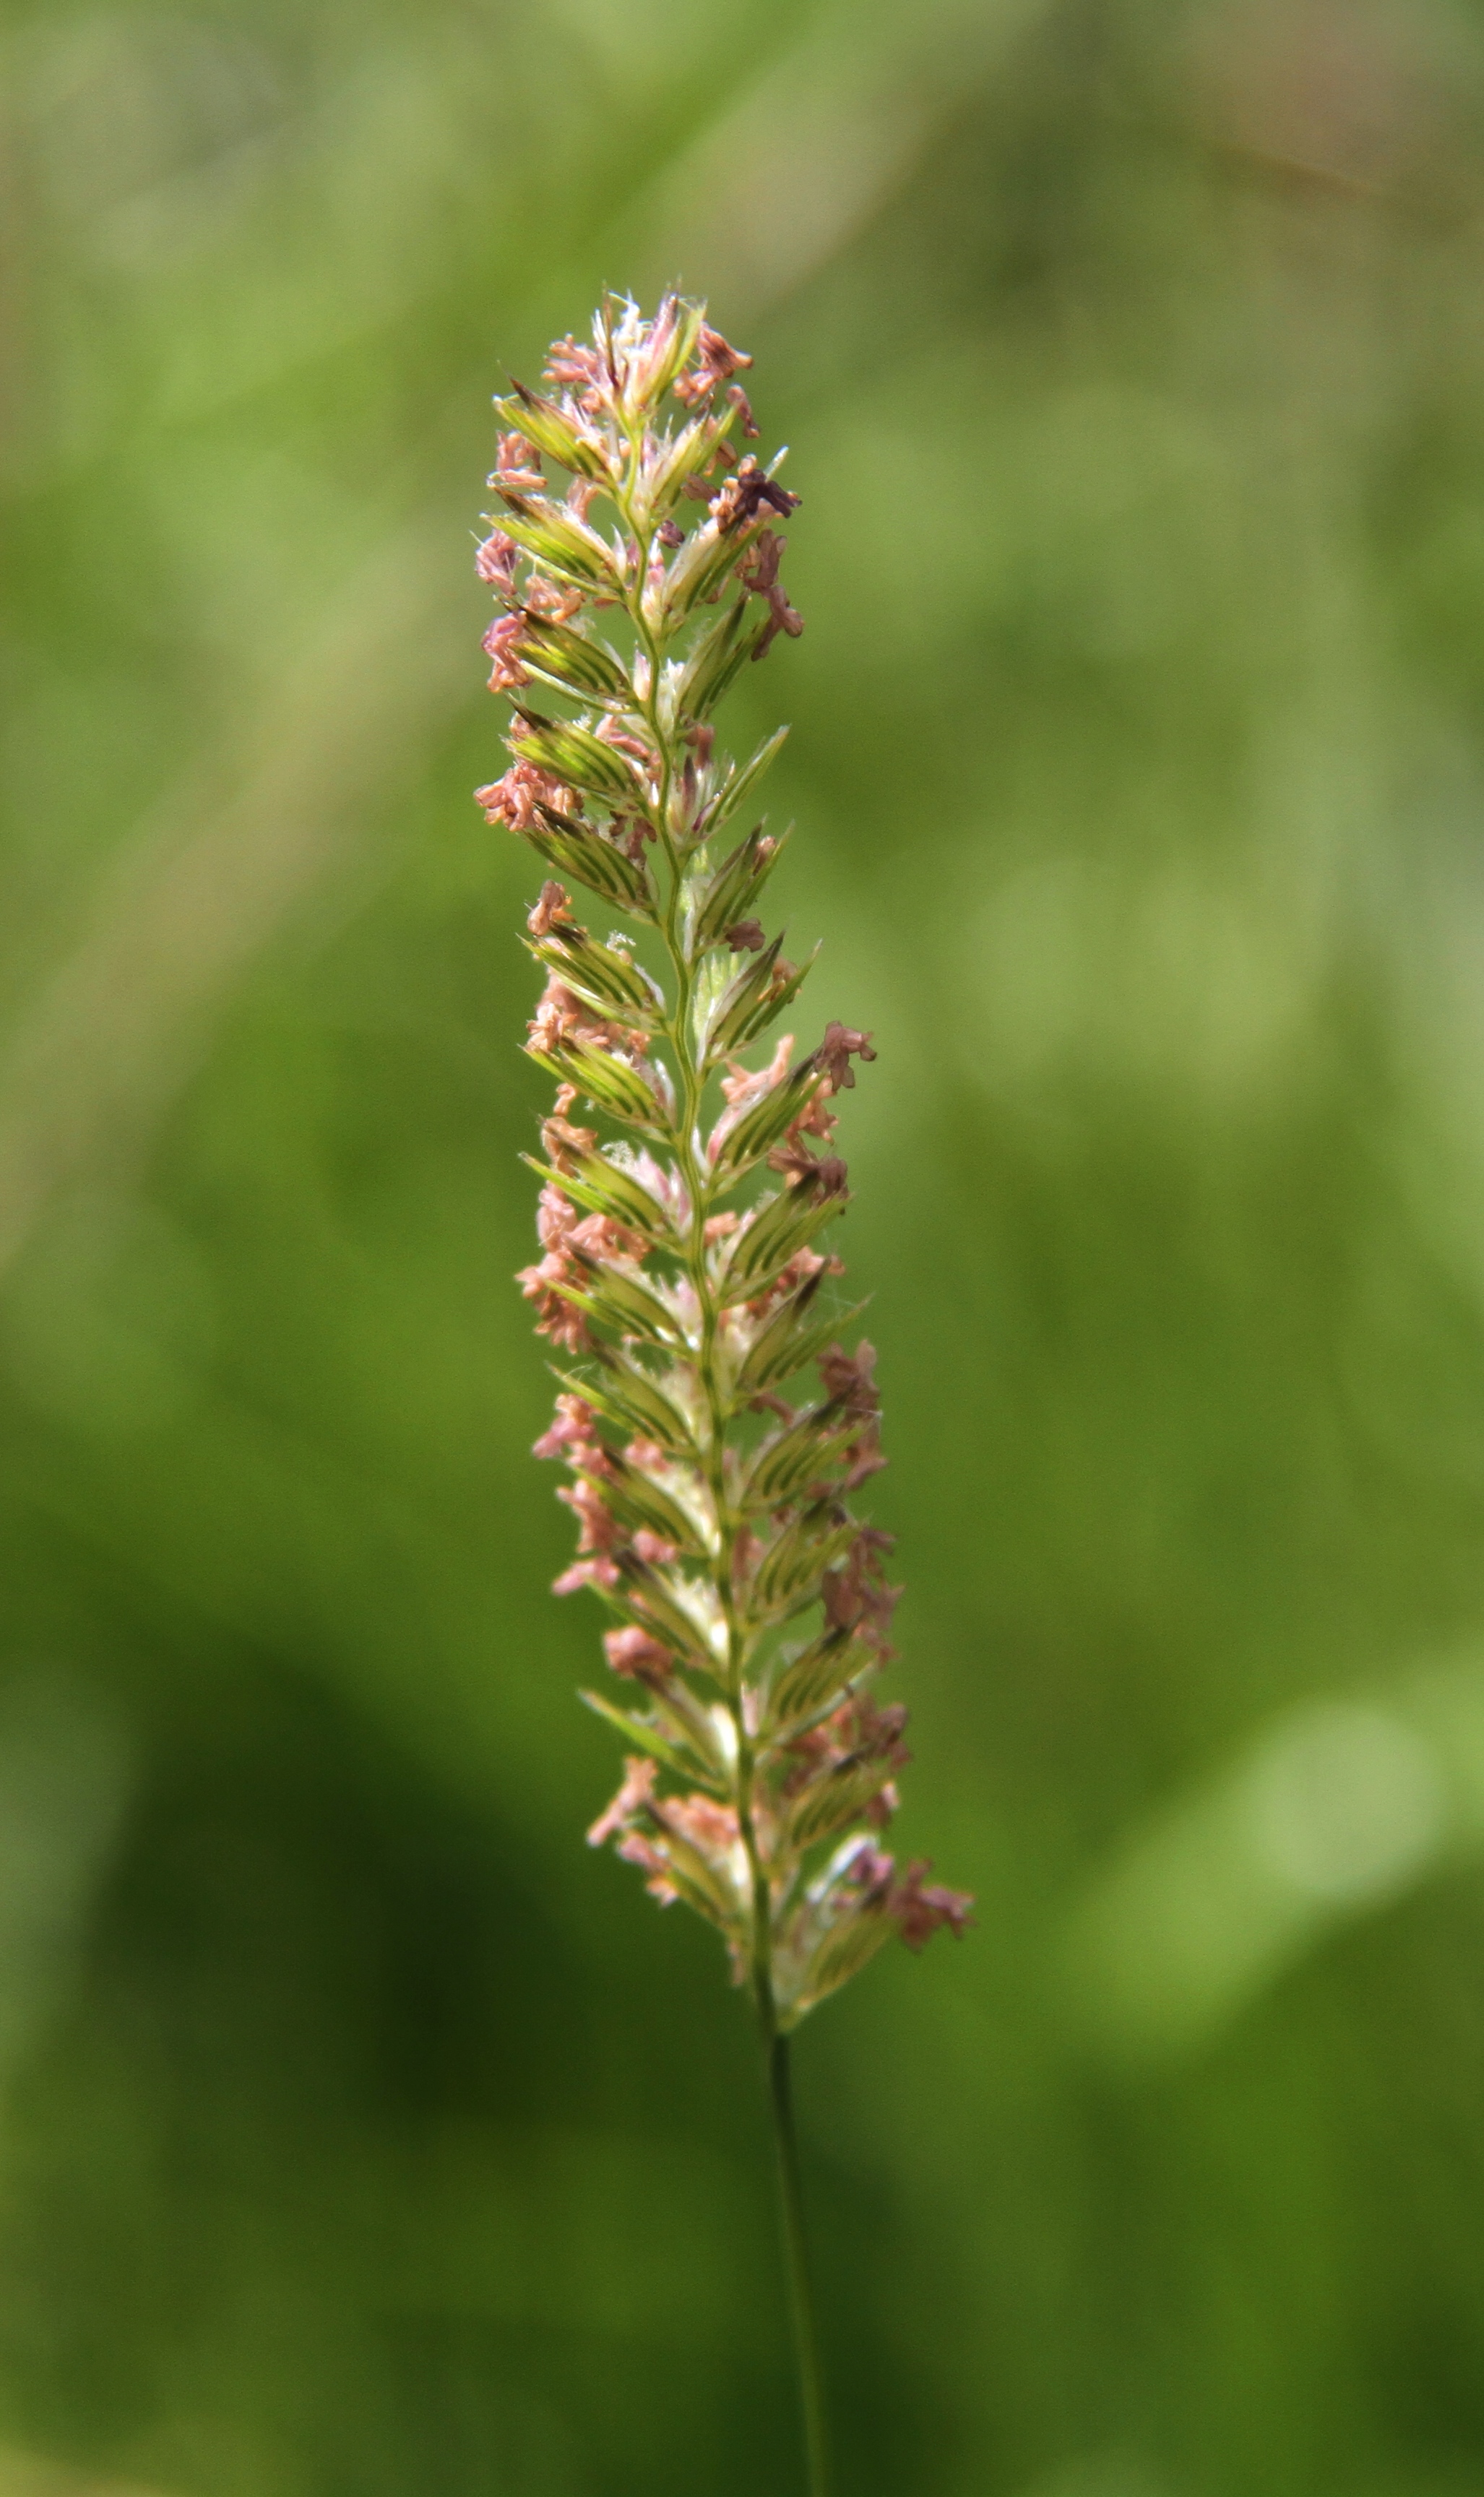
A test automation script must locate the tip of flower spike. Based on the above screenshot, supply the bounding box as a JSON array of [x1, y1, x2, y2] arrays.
[[535, 293, 754, 429]]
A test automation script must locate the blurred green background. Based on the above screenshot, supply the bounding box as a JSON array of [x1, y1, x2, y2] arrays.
[[8, 0, 1484, 2491]]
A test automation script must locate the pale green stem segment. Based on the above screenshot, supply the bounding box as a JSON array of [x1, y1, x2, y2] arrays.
[[613, 436, 831, 2497]]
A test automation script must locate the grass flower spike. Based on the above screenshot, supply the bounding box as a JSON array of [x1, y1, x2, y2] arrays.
[[476, 293, 971, 2492]]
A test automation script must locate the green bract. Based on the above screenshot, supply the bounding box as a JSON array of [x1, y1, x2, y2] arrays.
[[709, 1064, 826, 1182], [495, 387, 612, 483], [769, 1629, 873, 1729], [512, 712, 641, 806], [515, 613, 631, 701], [552, 1353, 696, 1456], [691, 824, 788, 946], [526, 808, 654, 914], [702, 725, 791, 840], [719, 1181, 847, 1303], [674, 595, 767, 723], [553, 1251, 681, 1347], [529, 926, 662, 1020], [496, 501, 621, 591]]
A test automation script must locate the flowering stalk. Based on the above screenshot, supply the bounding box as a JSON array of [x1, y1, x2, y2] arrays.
[[475, 294, 971, 2495]]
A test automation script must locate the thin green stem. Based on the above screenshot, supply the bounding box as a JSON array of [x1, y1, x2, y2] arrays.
[[767, 2030, 832, 2497]]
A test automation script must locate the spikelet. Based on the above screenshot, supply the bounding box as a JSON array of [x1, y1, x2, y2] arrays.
[[482, 294, 971, 2030]]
